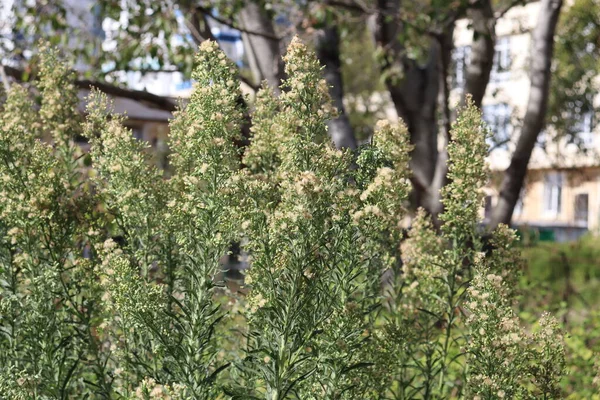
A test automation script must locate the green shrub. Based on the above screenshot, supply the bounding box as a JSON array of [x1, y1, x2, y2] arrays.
[[518, 236, 600, 398], [521, 235, 600, 303], [0, 38, 575, 399]]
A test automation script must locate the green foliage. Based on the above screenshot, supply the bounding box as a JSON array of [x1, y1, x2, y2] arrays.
[[339, 24, 387, 141], [520, 235, 600, 308], [0, 48, 109, 397], [548, 0, 600, 147], [519, 236, 600, 399], [0, 38, 582, 399], [376, 100, 560, 399]]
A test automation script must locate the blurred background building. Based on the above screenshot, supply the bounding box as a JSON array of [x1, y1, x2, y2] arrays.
[[452, 2, 598, 241]]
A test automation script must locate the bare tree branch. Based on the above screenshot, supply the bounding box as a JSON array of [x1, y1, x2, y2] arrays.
[[463, 0, 496, 109], [196, 5, 281, 41], [322, 0, 372, 13], [495, 0, 527, 19], [76, 79, 178, 112], [4, 65, 177, 112], [487, 138, 512, 153]]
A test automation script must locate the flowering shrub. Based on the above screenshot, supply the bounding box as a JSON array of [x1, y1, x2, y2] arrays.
[[0, 38, 573, 399]]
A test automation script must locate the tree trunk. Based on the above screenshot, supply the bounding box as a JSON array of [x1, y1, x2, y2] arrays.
[[463, 0, 496, 109], [238, 3, 284, 93], [424, 28, 455, 221], [373, 0, 440, 208], [314, 27, 357, 150], [489, 0, 563, 228]]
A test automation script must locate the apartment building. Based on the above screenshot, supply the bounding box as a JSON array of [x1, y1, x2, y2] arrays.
[[453, 1, 598, 241]]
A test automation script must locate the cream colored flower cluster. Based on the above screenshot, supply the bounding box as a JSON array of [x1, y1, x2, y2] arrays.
[[282, 36, 336, 124], [234, 37, 416, 399], [0, 86, 59, 224], [440, 96, 489, 239], [83, 41, 245, 397], [485, 223, 524, 296], [399, 209, 447, 314], [169, 40, 242, 177], [132, 377, 188, 400], [354, 121, 411, 234], [466, 259, 565, 398], [97, 239, 165, 328], [37, 45, 81, 147], [242, 83, 282, 174], [84, 91, 165, 256], [465, 265, 530, 399]]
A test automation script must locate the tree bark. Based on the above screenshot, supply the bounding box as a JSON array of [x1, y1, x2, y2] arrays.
[[489, 0, 563, 228], [238, 2, 284, 93], [463, 0, 496, 109], [388, 52, 440, 210], [314, 26, 358, 150], [424, 28, 454, 221]]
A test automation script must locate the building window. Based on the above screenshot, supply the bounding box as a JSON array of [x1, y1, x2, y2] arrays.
[[175, 80, 193, 91], [543, 172, 563, 216], [536, 128, 548, 148], [211, 22, 244, 67], [490, 36, 511, 83], [452, 45, 471, 89], [513, 189, 525, 217], [575, 110, 594, 146], [574, 193, 589, 226], [128, 126, 144, 140], [483, 103, 511, 149]]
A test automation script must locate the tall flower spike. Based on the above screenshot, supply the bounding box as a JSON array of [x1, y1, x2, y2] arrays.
[[357, 120, 412, 222], [0, 86, 38, 159], [372, 119, 412, 172], [440, 95, 489, 240], [486, 223, 523, 297], [0, 85, 59, 224], [37, 45, 81, 146], [279, 36, 336, 172], [97, 240, 165, 329], [243, 82, 282, 174], [530, 312, 565, 398], [465, 259, 530, 399], [169, 40, 243, 177], [351, 119, 412, 282], [83, 89, 163, 241], [400, 208, 445, 314]]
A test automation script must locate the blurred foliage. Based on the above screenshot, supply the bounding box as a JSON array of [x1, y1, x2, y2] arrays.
[[339, 23, 386, 142], [5, 0, 248, 81], [519, 235, 600, 398], [548, 0, 600, 148], [520, 234, 600, 309]]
